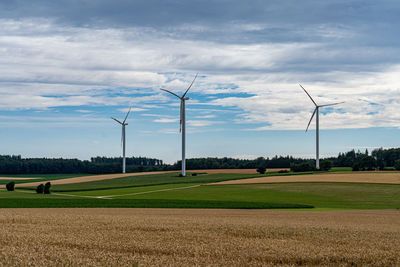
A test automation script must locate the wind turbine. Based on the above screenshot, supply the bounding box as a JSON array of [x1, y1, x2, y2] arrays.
[[111, 107, 132, 174], [160, 74, 198, 177], [299, 84, 344, 169]]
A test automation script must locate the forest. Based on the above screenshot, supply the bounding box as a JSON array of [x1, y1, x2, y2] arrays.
[[0, 148, 399, 174]]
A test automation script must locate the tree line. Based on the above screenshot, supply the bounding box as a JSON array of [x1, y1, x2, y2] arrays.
[[0, 147, 399, 174], [328, 148, 400, 171], [91, 156, 163, 166], [0, 156, 167, 174]]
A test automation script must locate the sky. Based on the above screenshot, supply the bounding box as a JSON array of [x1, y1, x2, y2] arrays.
[[0, 0, 399, 163]]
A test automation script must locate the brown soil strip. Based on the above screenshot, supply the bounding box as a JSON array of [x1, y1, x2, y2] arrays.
[[209, 172, 400, 185], [0, 209, 398, 266]]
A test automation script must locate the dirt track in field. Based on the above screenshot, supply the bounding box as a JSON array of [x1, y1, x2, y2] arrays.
[[210, 172, 400, 185], [7, 169, 267, 188], [0, 209, 399, 266]]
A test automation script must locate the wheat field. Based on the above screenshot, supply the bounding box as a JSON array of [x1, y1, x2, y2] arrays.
[[0, 208, 399, 266]]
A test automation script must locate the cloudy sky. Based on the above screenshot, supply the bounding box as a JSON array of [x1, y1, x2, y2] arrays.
[[0, 0, 399, 163]]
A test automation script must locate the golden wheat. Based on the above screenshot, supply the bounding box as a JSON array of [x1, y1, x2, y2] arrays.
[[0, 209, 399, 266]]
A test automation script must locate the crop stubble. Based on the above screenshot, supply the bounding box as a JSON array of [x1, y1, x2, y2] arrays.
[[0, 209, 399, 266]]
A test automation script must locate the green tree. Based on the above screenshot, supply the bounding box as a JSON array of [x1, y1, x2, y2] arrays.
[[352, 163, 360, 171], [320, 160, 333, 171], [290, 162, 315, 172], [359, 156, 377, 171], [395, 159, 400, 171], [44, 182, 51, 194], [256, 166, 266, 174], [378, 161, 386, 171], [6, 181, 15, 191], [36, 184, 44, 194]]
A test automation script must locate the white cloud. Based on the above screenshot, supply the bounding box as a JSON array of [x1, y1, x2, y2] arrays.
[[0, 18, 399, 131], [154, 118, 179, 123], [187, 120, 221, 127], [195, 114, 216, 119], [0, 114, 107, 128], [158, 128, 179, 134], [118, 107, 147, 112]]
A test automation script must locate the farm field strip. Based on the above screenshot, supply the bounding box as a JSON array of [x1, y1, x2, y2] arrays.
[[0, 174, 100, 186], [1, 182, 397, 209], [1, 189, 36, 195], [51, 192, 103, 199], [15, 189, 98, 199], [57, 183, 191, 196], [1, 188, 103, 199], [44, 173, 264, 193], [15, 189, 36, 194], [61, 183, 203, 199], [108, 182, 400, 209], [2, 172, 399, 209], [12, 171, 176, 187], [97, 184, 201, 199], [0, 177, 37, 180], [210, 172, 400, 185], [0, 208, 399, 266], [8, 169, 269, 188], [7, 183, 204, 200]]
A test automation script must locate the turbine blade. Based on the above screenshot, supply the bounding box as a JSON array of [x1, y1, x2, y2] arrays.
[[319, 101, 345, 108], [160, 88, 181, 99], [123, 106, 132, 124], [111, 117, 123, 124], [182, 73, 198, 98], [306, 108, 317, 132], [299, 84, 318, 106]]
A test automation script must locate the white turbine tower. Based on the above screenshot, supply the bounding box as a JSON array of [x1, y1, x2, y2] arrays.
[[299, 85, 344, 169], [111, 107, 132, 174], [161, 74, 198, 177]]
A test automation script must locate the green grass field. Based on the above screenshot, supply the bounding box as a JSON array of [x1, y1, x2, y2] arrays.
[[46, 173, 264, 191], [60, 182, 399, 209], [1, 171, 399, 209]]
